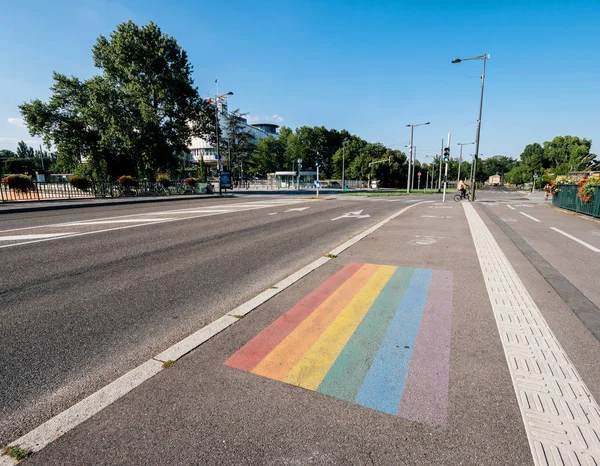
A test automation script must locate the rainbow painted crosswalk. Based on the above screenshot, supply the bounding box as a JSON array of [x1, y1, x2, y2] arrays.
[[225, 262, 453, 426]]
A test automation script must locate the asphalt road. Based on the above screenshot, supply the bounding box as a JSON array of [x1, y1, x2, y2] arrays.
[[0, 193, 435, 446]]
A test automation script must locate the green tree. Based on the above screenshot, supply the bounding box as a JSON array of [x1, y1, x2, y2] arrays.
[[248, 136, 285, 175], [20, 21, 214, 180], [223, 109, 254, 173], [16, 141, 35, 158], [543, 135, 593, 174]]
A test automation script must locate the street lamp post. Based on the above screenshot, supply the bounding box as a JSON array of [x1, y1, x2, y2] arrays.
[[457, 142, 475, 185], [214, 90, 234, 173], [452, 54, 489, 201], [406, 122, 430, 194]]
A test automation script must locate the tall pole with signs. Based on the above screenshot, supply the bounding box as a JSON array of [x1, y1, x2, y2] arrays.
[[438, 138, 444, 192], [442, 133, 451, 202], [316, 162, 320, 198], [297, 158, 302, 191]]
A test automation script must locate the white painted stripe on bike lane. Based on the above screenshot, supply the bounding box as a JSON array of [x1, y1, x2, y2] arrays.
[[550, 227, 600, 253], [519, 212, 541, 222]]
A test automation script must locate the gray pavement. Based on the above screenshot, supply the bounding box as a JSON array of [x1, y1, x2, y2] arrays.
[[2, 189, 600, 464]]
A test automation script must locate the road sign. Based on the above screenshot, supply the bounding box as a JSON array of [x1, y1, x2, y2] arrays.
[[418, 172, 422, 177], [533, 174, 538, 179], [313, 180, 321, 188]]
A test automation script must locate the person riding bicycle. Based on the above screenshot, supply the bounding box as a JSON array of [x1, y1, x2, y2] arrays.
[[457, 179, 468, 199]]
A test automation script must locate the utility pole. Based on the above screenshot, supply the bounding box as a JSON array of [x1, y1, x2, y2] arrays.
[[442, 133, 451, 202], [438, 138, 443, 192]]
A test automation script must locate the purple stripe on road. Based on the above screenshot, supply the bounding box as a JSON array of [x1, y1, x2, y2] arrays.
[[397, 270, 453, 427]]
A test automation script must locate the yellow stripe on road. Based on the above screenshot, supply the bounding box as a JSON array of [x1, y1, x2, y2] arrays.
[[251, 264, 380, 381], [284, 266, 395, 390]]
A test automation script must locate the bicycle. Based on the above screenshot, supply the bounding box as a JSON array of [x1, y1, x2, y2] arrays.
[[453, 191, 472, 202]]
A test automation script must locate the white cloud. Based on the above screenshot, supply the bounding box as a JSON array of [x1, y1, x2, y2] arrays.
[[246, 114, 284, 124], [7, 118, 26, 128]]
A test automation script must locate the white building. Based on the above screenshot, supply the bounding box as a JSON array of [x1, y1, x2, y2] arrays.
[[187, 99, 278, 172]]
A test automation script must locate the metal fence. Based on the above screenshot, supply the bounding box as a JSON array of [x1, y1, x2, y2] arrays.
[[0, 180, 211, 203], [552, 184, 600, 218]]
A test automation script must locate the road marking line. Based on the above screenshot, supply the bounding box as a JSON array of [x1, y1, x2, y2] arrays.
[[0, 201, 316, 249], [519, 212, 541, 222], [0, 233, 76, 241], [550, 227, 600, 252], [63, 218, 174, 225], [0, 200, 309, 235], [464, 203, 600, 464], [1, 360, 163, 464], [0, 200, 430, 461], [507, 205, 516, 210]]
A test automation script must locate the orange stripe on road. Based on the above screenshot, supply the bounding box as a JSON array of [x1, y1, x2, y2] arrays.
[[251, 263, 380, 381], [224, 262, 364, 371]]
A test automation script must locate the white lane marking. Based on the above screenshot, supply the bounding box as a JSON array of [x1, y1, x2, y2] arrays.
[[331, 209, 369, 221], [0, 200, 309, 235], [0, 200, 431, 462], [464, 202, 600, 464], [594, 231, 600, 237], [421, 215, 452, 219], [519, 212, 541, 222], [550, 227, 600, 252], [507, 205, 516, 210], [63, 218, 174, 225], [268, 212, 278, 216], [285, 207, 310, 212], [0, 233, 76, 241], [0, 200, 313, 249], [1, 359, 163, 462]]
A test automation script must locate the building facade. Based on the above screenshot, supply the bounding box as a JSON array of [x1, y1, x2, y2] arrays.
[[186, 99, 279, 172]]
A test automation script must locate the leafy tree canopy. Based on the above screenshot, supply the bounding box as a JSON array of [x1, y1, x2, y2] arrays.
[[20, 21, 214, 180]]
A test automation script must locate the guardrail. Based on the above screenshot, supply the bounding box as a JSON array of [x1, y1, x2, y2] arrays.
[[552, 184, 600, 218], [0, 180, 211, 203]]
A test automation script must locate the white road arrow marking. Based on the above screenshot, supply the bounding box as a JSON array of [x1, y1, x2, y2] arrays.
[[284, 207, 311, 212], [331, 210, 369, 221]]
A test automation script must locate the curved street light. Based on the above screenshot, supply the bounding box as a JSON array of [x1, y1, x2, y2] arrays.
[[215, 91, 234, 172], [406, 121, 430, 193], [452, 54, 489, 200]]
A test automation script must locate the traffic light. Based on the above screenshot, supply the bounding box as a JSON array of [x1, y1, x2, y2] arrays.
[[443, 147, 450, 163], [315, 161, 319, 167]]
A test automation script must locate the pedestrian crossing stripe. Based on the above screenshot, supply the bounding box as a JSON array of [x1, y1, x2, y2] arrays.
[[225, 262, 453, 426]]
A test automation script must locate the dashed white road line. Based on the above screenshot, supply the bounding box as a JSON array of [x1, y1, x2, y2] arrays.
[[0, 201, 431, 463], [519, 212, 540, 222], [550, 227, 600, 253], [507, 205, 516, 211]]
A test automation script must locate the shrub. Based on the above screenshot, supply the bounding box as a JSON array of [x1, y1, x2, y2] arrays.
[[117, 175, 137, 187], [184, 177, 197, 188], [577, 174, 600, 203], [69, 176, 90, 191], [156, 174, 171, 188], [3, 174, 34, 193]]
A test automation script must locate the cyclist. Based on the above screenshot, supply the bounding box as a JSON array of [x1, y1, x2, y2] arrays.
[[457, 179, 467, 199]]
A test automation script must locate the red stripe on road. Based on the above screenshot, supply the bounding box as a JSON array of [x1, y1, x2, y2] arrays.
[[224, 262, 364, 372]]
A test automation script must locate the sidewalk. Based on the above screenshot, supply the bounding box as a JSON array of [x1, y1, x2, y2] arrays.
[[5, 201, 600, 464]]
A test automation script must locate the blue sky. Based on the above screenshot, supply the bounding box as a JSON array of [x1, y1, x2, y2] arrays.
[[1, 0, 598, 162]]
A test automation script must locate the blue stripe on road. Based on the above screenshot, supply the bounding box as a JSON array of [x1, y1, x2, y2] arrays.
[[353, 268, 433, 415]]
